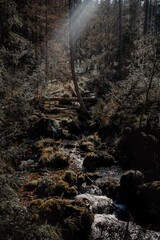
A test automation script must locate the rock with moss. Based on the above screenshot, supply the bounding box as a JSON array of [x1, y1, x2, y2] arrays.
[[83, 151, 114, 171], [29, 198, 94, 239], [120, 170, 144, 196], [79, 141, 95, 153], [53, 180, 78, 198], [35, 138, 56, 149], [35, 178, 77, 198], [24, 180, 39, 191], [35, 178, 56, 197], [98, 179, 119, 199], [137, 181, 160, 228], [48, 152, 70, 169], [67, 121, 81, 134], [31, 117, 63, 139], [115, 130, 158, 170], [64, 170, 77, 186]]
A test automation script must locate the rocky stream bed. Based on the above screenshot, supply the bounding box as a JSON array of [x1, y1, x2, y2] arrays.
[[1, 102, 160, 240]]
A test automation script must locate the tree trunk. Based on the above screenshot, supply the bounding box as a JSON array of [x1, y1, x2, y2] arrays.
[[118, 0, 123, 80], [144, 0, 149, 34], [68, 0, 88, 115], [45, 0, 49, 82]]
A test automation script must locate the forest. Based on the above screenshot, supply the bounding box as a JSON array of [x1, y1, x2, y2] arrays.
[[0, 0, 160, 239]]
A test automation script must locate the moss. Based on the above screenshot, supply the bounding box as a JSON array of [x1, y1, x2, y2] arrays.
[[29, 198, 94, 236], [35, 138, 56, 149], [24, 180, 39, 191], [98, 179, 119, 198], [53, 180, 78, 198], [35, 178, 55, 197], [48, 152, 70, 169], [40, 225, 62, 240], [41, 147, 54, 159], [35, 178, 77, 198], [29, 199, 44, 209], [64, 170, 77, 186], [83, 151, 114, 171], [79, 141, 95, 152], [77, 174, 86, 186]]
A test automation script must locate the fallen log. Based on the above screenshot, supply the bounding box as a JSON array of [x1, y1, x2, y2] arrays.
[[44, 97, 97, 103]]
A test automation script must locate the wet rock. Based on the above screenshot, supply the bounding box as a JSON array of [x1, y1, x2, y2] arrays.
[[35, 138, 56, 149], [137, 181, 160, 228], [47, 152, 70, 169], [116, 130, 158, 170], [64, 170, 77, 186], [67, 121, 82, 134], [35, 178, 55, 197], [24, 180, 39, 191], [76, 194, 114, 214], [64, 133, 80, 140], [79, 141, 95, 152], [98, 179, 119, 199], [31, 117, 63, 139], [35, 178, 77, 198], [77, 173, 86, 186], [53, 180, 78, 198], [59, 94, 72, 106], [120, 170, 144, 196], [29, 198, 94, 239], [83, 151, 114, 171], [83, 152, 98, 171]]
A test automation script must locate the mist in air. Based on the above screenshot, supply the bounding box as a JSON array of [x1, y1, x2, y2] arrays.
[[69, 1, 100, 44]]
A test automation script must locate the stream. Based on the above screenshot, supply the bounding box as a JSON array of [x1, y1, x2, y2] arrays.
[[58, 137, 160, 239]]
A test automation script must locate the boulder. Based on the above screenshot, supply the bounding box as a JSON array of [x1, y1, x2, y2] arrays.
[[79, 141, 95, 153], [137, 181, 160, 228], [116, 130, 158, 170], [47, 152, 70, 169], [98, 179, 119, 199], [64, 170, 77, 186], [83, 151, 114, 171], [31, 118, 63, 139], [29, 198, 94, 239], [120, 170, 144, 195]]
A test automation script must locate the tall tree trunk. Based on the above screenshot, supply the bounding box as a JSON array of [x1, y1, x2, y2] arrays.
[[144, 0, 149, 34], [45, 0, 49, 82], [68, 0, 88, 114], [118, 0, 123, 80]]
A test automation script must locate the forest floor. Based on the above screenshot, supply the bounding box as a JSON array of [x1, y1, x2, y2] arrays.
[[1, 78, 160, 240]]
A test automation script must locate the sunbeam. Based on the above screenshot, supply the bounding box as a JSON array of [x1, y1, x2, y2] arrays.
[[69, 1, 100, 44]]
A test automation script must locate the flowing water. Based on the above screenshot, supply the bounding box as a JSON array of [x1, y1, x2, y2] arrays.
[[65, 141, 160, 240]]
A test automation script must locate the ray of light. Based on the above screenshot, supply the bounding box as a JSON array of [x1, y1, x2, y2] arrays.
[[69, 1, 100, 44]]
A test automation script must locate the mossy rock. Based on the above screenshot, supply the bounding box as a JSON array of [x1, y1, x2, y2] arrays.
[[79, 141, 95, 152], [120, 170, 144, 196], [35, 179, 77, 198], [77, 173, 86, 186], [64, 170, 77, 186], [48, 152, 70, 169], [24, 180, 39, 191], [67, 121, 82, 134], [29, 198, 94, 238], [35, 138, 56, 149], [59, 94, 72, 106], [132, 181, 160, 229], [138, 181, 160, 205], [83, 151, 114, 171], [53, 180, 78, 198], [35, 179, 55, 197], [98, 179, 119, 198], [115, 130, 158, 170]]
